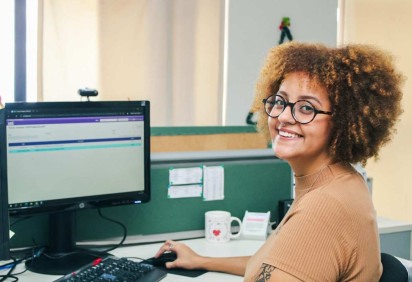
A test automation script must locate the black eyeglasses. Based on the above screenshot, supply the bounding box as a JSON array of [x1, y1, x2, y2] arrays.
[[262, 94, 333, 124]]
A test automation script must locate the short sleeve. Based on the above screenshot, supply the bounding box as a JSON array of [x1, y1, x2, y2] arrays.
[[262, 192, 354, 282]]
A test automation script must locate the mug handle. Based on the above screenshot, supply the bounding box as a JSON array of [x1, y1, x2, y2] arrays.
[[229, 217, 242, 238]]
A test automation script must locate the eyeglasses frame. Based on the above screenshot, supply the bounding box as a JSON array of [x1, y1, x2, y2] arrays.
[[262, 94, 333, 124]]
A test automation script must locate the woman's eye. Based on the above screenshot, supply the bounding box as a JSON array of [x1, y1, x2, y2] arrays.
[[274, 99, 285, 107], [299, 104, 314, 114]]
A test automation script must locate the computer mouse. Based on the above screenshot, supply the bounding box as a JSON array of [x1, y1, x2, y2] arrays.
[[147, 252, 177, 267]]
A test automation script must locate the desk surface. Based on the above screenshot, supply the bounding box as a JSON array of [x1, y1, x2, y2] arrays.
[[2, 238, 264, 282], [377, 217, 412, 234]]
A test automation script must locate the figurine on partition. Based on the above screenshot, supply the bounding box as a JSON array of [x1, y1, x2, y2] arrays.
[[278, 17, 293, 45]]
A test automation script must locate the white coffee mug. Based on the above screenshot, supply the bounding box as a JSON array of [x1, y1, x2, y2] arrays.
[[205, 210, 242, 243]]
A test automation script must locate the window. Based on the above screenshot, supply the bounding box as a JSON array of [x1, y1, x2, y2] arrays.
[[26, 0, 38, 102], [0, 1, 14, 104], [0, 0, 37, 104]]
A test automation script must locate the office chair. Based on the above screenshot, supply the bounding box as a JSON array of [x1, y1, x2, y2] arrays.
[[379, 253, 411, 282]]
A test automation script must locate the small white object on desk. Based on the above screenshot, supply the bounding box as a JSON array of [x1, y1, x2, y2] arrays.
[[241, 210, 271, 240]]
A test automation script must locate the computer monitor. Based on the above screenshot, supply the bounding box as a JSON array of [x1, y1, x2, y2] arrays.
[[0, 101, 151, 274]]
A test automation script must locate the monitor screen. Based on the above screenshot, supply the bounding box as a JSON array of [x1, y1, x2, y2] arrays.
[[0, 101, 150, 274]]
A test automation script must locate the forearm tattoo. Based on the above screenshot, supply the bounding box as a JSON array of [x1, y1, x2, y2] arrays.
[[254, 263, 276, 282]]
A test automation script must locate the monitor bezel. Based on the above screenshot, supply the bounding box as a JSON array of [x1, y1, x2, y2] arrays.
[[1, 100, 151, 217]]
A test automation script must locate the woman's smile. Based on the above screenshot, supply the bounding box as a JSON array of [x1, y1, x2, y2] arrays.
[[277, 128, 303, 139]]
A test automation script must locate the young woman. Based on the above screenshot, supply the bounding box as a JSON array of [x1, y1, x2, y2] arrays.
[[154, 42, 404, 281]]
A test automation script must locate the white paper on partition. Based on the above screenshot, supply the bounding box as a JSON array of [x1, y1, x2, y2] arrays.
[[169, 167, 203, 185], [168, 184, 203, 198], [203, 165, 224, 201]]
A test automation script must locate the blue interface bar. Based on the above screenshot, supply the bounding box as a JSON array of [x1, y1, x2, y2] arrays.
[[6, 115, 143, 126]]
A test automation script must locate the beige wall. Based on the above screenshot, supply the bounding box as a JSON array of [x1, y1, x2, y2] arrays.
[[40, 0, 100, 101], [343, 0, 412, 221]]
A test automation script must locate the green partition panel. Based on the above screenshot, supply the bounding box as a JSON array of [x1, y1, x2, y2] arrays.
[[74, 157, 291, 241]]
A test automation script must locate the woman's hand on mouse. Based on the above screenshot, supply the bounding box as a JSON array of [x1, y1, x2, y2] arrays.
[[155, 240, 206, 270]]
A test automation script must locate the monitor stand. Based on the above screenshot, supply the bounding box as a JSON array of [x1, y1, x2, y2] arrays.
[[25, 211, 103, 275]]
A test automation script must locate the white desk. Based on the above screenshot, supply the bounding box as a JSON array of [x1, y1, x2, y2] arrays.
[[1, 238, 264, 282], [378, 217, 412, 260]]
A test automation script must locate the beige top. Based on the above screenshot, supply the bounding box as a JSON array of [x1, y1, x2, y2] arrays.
[[244, 162, 382, 282]]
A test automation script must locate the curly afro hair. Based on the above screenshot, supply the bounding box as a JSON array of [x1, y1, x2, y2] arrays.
[[252, 42, 404, 165]]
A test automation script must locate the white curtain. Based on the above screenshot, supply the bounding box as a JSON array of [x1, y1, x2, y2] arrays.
[[40, 0, 224, 126]]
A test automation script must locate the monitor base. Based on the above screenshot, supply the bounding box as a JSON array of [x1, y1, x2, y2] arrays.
[[25, 251, 101, 275]]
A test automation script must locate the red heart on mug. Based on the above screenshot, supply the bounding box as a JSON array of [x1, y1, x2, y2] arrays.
[[213, 229, 221, 236]]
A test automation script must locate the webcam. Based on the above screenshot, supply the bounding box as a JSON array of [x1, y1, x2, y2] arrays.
[[78, 88, 98, 101]]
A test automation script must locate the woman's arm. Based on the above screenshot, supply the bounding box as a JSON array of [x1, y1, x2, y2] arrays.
[[154, 240, 302, 280], [154, 240, 250, 276], [175, 255, 251, 276]]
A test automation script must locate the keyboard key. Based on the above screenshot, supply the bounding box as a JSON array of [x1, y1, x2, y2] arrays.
[[53, 255, 167, 282]]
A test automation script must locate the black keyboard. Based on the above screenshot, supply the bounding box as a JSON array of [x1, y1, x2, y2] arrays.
[[53, 255, 167, 282]]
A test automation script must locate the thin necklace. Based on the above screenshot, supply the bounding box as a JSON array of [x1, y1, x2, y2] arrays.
[[309, 167, 325, 190], [301, 164, 330, 193]]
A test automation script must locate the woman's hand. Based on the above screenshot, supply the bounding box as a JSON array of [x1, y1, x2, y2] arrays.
[[154, 240, 250, 276], [154, 240, 206, 270]]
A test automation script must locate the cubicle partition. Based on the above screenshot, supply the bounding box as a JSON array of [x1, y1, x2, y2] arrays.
[[76, 149, 292, 243]]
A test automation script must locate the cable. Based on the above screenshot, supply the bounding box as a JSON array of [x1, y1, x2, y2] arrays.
[[7, 247, 43, 279], [0, 257, 19, 282], [0, 264, 13, 271], [1, 248, 49, 280], [7, 208, 127, 277], [30, 208, 128, 260], [97, 208, 127, 253], [9, 216, 32, 228]]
